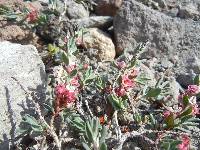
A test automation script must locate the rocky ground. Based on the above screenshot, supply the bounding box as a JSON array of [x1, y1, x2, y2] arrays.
[[0, 0, 200, 150]]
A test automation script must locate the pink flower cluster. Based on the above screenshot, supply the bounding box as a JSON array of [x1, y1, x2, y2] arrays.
[[65, 64, 76, 74], [26, 4, 38, 23], [186, 85, 200, 95], [178, 135, 190, 150], [55, 84, 77, 105], [163, 111, 171, 119], [115, 74, 136, 97], [70, 76, 80, 87], [178, 85, 200, 116]]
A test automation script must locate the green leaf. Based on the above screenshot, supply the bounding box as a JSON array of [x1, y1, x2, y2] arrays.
[[170, 140, 182, 149], [100, 126, 107, 144], [179, 106, 193, 118], [146, 88, 161, 98], [180, 115, 193, 123], [85, 121, 94, 143], [149, 113, 156, 126], [67, 37, 77, 54], [43, 103, 54, 112], [48, 44, 59, 55], [182, 95, 189, 107], [31, 125, 43, 132], [92, 118, 99, 139], [61, 51, 69, 65], [100, 142, 107, 150], [193, 74, 200, 85], [16, 127, 29, 134], [82, 142, 91, 150], [165, 113, 175, 129], [22, 114, 43, 132], [108, 94, 125, 111], [23, 114, 39, 127], [70, 69, 77, 77]]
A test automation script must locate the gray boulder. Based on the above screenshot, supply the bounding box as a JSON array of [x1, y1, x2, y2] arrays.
[[114, 0, 200, 86], [65, 0, 89, 19], [0, 41, 46, 149], [72, 16, 113, 30]]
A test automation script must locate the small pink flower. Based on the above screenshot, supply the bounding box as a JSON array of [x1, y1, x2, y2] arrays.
[[64, 36, 68, 43], [192, 104, 199, 116], [187, 85, 200, 95], [178, 135, 190, 150], [83, 64, 89, 70], [76, 37, 82, 46], [65, 89, 76, 103], [55, 84, 77, 106], [163, 111, 171, 119], [122, 75, 135, 89], [70, 76, 80, 87], [115, 87, 126, 97], [117, 61, 126, 69], [26, 4, 38, 23], [55, 84, 66, 97], [65, 64, 76, 74]]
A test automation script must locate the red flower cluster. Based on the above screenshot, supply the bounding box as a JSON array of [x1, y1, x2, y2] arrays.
[[163, 111, 171, 119], [114, 74, 136, 97], [26, 4, 38, 23], [70, 76, 80, 87], [122, 74, 135, 89], [115, 86, 126, 97], [65, 64, 76, 74], [54, 84, 77, 114], [192, 104, 199, 116], [187, 85, 200, 95], [178, 85, 200, 116], [178, 135, 190, 150]]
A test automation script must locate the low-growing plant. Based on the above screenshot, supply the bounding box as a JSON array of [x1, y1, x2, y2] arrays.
[[15, 32, 200, 149], [2, 1, 199, 150]]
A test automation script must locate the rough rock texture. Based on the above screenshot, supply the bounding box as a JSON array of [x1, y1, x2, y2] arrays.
[[94, 0, 123, 16], [65, 0, 89, 19], [178, 3, 200, 20], [114, 0, 200, 86], [135, 0, 200, 20], [0, 0, 44, 51], [73, 16, 113, 30], [83, 28, 116, 61], [0, 42, 46, 149]]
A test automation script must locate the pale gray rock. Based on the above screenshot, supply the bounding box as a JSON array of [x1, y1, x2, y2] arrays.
[[65, 0, 89, 19], [0, 41, 46, 149], [114, 0, 200, 86], [72, 16, 113, 30]]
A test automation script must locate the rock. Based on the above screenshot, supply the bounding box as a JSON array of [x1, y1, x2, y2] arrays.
[[113, 0, 200, 86], [165, 8, 179, 17], [0, 20, 40, 47], [94, 0, 123, 16], [178, 4, 200, 20], [0, 42, 46, 149], [83, 28, 116, 61], [154, 0, 167, 8], [73, 16, 113, 30], [65, 0, 89, 19], [0, 2, 43, 51]]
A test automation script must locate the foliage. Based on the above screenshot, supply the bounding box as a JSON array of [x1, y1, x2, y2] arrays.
[[2, 1, 199, 150]]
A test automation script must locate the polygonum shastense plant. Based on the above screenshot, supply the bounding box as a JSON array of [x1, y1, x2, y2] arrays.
[[13, 27, 200, 150]]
